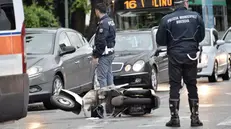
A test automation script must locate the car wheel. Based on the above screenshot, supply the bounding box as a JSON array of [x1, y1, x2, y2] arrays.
[[222, 59, 231, 80], [150, 67, 158, 91], [43, 75, 64, 110], [208, 61, 218, 82]]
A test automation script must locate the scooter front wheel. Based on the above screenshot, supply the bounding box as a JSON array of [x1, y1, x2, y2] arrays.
[[50, 95, 76, 111]]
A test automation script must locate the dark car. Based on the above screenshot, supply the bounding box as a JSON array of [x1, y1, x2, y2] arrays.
[[26, 28, 94, 109], [89, 27, 169, 91]]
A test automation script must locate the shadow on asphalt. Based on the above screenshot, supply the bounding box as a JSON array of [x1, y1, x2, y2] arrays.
[[28, 103, 47, 112]]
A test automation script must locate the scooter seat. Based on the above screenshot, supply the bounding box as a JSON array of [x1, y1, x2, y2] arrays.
[[123, 89, 151, 97]]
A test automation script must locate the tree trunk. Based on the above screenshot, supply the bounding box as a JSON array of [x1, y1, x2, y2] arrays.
[[227, 0, 231, 27], [23, 0, 33, 5], [71, 8, 86, 34], [55, 0, 65, 27]]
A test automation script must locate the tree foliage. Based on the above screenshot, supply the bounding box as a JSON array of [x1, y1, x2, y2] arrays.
[[24, 4, 59, 28], [22, 0, 112, 38], [71, 0, 91, 13], [23, 0, 54, 11]]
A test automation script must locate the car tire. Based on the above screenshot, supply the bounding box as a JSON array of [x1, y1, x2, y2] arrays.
[[221, 59, 231, 80], [150, 67, 158, 92], [208, 61, 218, 82], [43, 75, 64, 110]]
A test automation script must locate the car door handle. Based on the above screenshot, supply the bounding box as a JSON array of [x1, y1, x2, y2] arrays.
[[75, 60, 80, 64]]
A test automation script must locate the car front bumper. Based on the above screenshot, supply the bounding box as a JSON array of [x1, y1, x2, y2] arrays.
[[197, 65, 213, 77], [113, 72, 151, 88], [28, 74, 53, 103]]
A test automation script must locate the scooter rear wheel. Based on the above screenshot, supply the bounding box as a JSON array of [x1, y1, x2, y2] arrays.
[[50, 95, 77, 111]]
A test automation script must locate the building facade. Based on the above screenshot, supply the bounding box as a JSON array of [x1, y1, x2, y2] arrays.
[[189, 0, 228, 31]]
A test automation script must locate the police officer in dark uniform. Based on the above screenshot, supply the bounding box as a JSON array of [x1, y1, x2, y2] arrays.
[[92, 3, 116, 115], [156, 0, 205, 127]]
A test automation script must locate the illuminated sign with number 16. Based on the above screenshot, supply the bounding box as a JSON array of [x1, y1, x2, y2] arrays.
[[114, 0, 174, 11]]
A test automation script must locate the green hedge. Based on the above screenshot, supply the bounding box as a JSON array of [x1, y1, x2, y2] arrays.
[[24, 4, 59, 28]]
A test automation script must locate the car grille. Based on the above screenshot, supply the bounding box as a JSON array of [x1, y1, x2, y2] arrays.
[[112, 62, 124, 72]]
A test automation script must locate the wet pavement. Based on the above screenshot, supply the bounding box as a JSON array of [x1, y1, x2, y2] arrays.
[[1, 78, 231, 129]]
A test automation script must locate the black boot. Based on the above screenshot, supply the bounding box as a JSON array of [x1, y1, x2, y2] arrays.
[[166, 99, 180, 127], [189, 99, 203, 127]]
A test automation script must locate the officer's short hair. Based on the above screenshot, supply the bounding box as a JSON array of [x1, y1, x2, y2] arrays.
[[95, 3, 107, 14]]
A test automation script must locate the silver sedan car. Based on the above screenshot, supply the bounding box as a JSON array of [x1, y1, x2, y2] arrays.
[[197, 28, 231, 82], [220, 27, 231, 55]]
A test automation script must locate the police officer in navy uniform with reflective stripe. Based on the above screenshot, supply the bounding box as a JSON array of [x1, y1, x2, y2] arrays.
[[156, 0, 205, 127], [92, 3, 116, 115]]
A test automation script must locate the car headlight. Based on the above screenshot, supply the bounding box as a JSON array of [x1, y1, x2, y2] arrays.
[[133, 60, 145, 72], [124, 64, 132, 72], [27, 66, 43, 77], [201, 53, 208, 65]]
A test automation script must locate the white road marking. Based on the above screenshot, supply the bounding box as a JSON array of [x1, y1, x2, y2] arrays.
[[186, 104, 231, 108], [217, 116, 231, 126], [225, 93, 231, 95], [77, 124, 105, 129]]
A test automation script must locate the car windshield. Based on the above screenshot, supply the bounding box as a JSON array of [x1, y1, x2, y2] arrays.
[[90, 33, 153, 51], [199, 30, 211, 46], [26, 33, 55, 55], [115, 33, 153, 51], [224, 31, 231, 42]]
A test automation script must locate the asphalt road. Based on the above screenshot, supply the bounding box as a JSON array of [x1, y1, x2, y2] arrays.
[[1, 78, 231, 129]]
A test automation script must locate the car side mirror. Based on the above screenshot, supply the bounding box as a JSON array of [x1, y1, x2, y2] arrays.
[[216, 39, 225, 45], [216, 39, 225, 49], [155, 47, 167, 56], [59, 46, 76, 56]]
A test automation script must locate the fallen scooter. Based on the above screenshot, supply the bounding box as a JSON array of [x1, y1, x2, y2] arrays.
[[50, 70, 160, 118], [50, 84, 160, 118]]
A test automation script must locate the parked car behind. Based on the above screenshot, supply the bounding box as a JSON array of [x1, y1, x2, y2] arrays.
[[26, 28, 94, 109], [89, 28, 170, 91], [197, 28, 230, 82], [220, 27, 231, 55]]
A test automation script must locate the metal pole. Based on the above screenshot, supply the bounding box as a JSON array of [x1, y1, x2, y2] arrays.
[[202, 0, 214, 28], [65, 0, 69, 28]]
